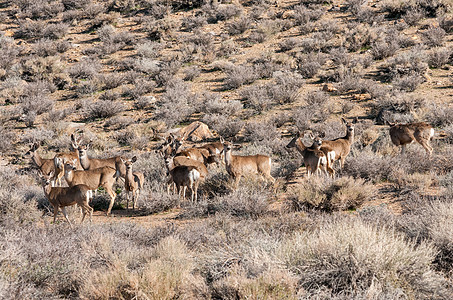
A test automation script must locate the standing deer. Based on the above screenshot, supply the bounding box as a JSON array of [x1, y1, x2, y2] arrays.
[[286, 132, 335, 177], [53, 134, 83, 186], [63, 160, 117, 215], [197, 141, 224, 166], [25, 143, 55, 181], [320, 117, 356, 169], [76, 140, 126, 179], [220, 137, 275, 186], [164, 155, 204, 204], [39, 171, 93, 225], [388, 122, 434, 155], [119, 156, 145, 210]]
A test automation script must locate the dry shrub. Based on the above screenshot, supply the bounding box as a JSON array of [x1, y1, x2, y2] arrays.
[[287, 176, 376, 212], [212, 264, 299, 299], [154, 79, 197, 128], [277, 216, 450, 298], [399, 194, 453, 273], [202, 113, 243, 138], [343, 149, 398, 182], [80, 236, 208, 299], [422, 25, 446, 48], [382, 47, 428, 81], [223, 64, 259, 89], [428, 47, 452, 68], [393, 170, 433, 193], [83, 99, 125, 120]]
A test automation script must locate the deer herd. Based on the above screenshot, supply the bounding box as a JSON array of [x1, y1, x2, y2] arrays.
[[25, 119, 436, 225]]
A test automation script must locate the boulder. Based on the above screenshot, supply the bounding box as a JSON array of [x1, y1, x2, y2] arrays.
[[177, 121, 214, 142]]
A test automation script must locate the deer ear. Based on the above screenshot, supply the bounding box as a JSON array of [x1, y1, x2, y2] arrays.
[[131, 156, 137, 163], [353, 117, 359, 124], [219, 136, 225, 144], [341, 117, 347, 124], [49, 171, 54, 178], [34, 142, 40, 149]]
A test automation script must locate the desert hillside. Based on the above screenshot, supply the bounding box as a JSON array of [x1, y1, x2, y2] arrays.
[[1, 0, 453, 298]]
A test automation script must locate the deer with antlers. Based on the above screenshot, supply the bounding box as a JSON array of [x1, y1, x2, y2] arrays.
[[220, 137, 275, 186], [286, 132, 335, 177], [39, 171, 93, 225], [63, 159, 117, 215], [119, 156, 144, 210], [388, 122, 434, 155]]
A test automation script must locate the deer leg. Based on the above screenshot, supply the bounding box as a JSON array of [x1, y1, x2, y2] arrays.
[[52, 204, 58, 224], [133, 189, 138, 210], [61, 207, 72, 226], [105, 187, 116, 216], [125, 190, 129, 210], [419, 140, 433, 155], [80, 205, 87, 223], [194, 182, 198, 202]]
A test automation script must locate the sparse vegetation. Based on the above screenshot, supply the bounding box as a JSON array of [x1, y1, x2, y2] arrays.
[[1, 0, 453, 297]]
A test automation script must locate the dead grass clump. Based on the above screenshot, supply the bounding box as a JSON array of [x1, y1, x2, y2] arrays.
[[422, 25, 446, 48], [297, 52, 327, 78], [393, 169, 433, 193], [424, 102, 453, 127], [287, 176, 375, 212], [68, 57, 101, 80], [393, 73, 425, 91], [383, 47, 428, 81], [202, 113, 243, 138], [268, 71, 304, 104], [343, 149, 398, 182], [225, 16, 251, 35], [399, 194, 453, 273], [154, 79, 197, 128], [212, 264, 299, 299], [80, 235, 208, 299], [223, 64, 259, 89], [0, 166, 42, 226], [97, 24, 135, 54], [202, 92, 242, 116], [427, 47, 452, 68], [277, 216, 450, 298], [83, 99, 125, 120]]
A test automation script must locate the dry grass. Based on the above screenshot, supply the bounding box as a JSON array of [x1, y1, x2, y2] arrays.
[[1, 0, 453, 297]]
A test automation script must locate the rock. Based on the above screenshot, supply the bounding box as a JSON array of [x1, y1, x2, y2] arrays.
[[322, 83, 337, 93], [353, 93, 371, 101], [176, 121, 214, 142]]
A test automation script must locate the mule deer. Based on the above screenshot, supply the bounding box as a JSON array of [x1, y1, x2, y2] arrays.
[[25, 143, 55, 181], [320, 117, 356, 169], [39, 171, 93, 225], [53, 134, 83, 186], [197, 141, 224, 166], [388, 122, 434, 155], [164, 155, 203, 204], [286, 132, 335, 177], [75, 137, 126, 179], [220, 137, 275, 186], [120, 156, 145, 210], [160, 134, 211, 166], [64, 160, 117, 215]]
